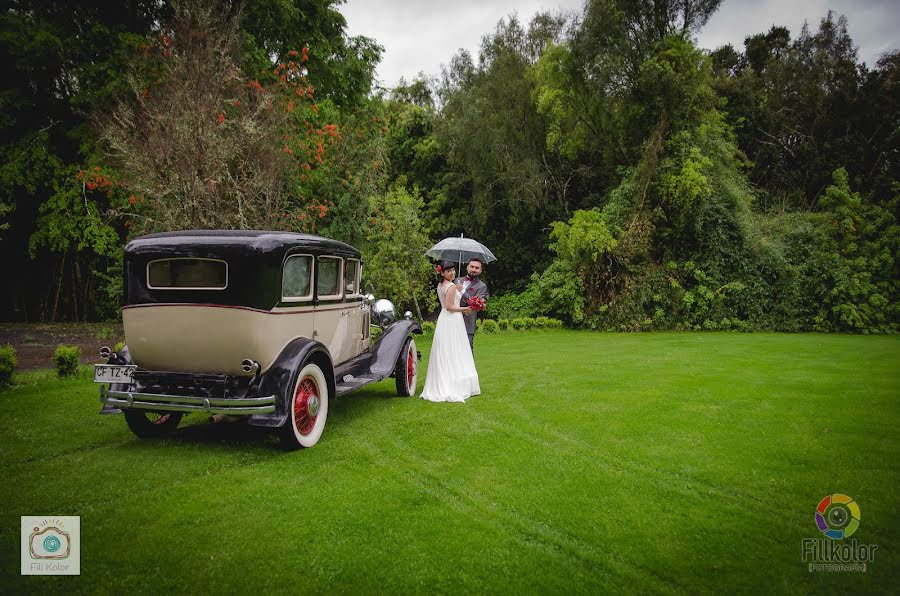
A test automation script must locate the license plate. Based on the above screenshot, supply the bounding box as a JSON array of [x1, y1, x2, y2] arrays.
[[93, 365, 136, 384]]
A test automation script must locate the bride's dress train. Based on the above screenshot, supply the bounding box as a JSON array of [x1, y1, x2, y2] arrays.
[[420, 283, 480, 402]]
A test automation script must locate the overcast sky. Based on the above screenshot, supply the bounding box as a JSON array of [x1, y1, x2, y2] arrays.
[[341, 0, 899, 89]]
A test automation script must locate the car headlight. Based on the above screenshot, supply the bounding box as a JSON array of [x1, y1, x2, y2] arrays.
[[372, 299, 396, 327]]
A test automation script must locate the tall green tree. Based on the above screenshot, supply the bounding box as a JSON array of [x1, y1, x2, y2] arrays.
[[0, 0, 381, 321], [237, 0, 381, 107], [362, 184, 436, 319], [1, 0, 166, 320]]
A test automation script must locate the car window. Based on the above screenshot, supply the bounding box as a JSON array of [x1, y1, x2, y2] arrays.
[[345, 259, 360, 295], [317, 257, 342, 298], [147, 259, 227, 289], [282, 255, 312, 299]]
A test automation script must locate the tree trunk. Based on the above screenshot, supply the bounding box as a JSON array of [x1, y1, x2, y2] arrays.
[[51, 251, 66, 323], [72, 256, 79, 321], [412, 291, 423, 321]]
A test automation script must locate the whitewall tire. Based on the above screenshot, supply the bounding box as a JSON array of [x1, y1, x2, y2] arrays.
[[395, 338, 417, 397], [281, 362, 329, 449]]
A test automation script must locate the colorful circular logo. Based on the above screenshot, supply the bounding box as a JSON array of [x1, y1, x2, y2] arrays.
[[815, 494, 860, 539]]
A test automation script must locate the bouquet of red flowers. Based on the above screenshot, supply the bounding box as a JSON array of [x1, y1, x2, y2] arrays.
[[466, 295, 486, 311]]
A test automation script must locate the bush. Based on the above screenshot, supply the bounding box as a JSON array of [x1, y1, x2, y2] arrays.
[[0, 344, 16, 389], [54, 345, 81, 377], [497, 319, 510, 331], [484, 290, 539, 321], [481, 319, 499, 333], [95, 326, 115, 340], [420, 321, 435, 337], [533, 316, 564, 329], [114, 340, 126, 352], [510, 317, 528, 331]]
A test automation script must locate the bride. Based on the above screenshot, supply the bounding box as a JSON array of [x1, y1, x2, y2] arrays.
[[420, 261, 481, 402]]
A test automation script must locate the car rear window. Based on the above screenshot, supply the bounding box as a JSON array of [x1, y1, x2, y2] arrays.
[[282, 255, 312, 299], [147, 259, 227, 290]]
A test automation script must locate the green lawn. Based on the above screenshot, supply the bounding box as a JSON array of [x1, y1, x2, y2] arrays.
[[1, 331, 897, 593]]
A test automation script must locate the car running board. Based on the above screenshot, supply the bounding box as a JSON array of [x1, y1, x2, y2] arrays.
[[335, 373, 384, 397]]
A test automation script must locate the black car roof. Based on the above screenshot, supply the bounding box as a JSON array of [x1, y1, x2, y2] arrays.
[[126, 230, 361, 258]]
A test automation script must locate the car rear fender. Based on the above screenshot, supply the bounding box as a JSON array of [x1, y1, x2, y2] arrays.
[[255, 338, 334, 423]]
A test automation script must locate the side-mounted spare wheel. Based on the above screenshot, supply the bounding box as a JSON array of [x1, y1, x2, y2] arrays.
[[394, 337, 418, 397], [124, 410, 183, 438], [281, 362, 329, 449]]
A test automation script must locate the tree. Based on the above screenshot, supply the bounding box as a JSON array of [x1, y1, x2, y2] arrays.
[[0, 0, 167, 321], [0, 0, 381, 322], [711, 13, 873, 210], [362, 184, 436, 319], [236, 0, 381, 107], [436, 14, 573, 289], [817, 168, 898, 332], [97, 1, 332, 233]]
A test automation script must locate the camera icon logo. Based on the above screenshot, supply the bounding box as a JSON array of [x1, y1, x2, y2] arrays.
[[815, 494, 861, 540], [21, 516, 80, 575], [30, 526, 71, 559]]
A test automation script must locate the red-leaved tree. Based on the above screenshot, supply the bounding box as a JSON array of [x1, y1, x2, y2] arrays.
[[98, 0, 338, 234]]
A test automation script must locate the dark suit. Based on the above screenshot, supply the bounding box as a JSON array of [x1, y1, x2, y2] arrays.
[[455, 276, 488, 350]]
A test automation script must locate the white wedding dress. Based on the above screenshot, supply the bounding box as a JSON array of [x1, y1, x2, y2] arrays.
[[420, 282, 480, 402]]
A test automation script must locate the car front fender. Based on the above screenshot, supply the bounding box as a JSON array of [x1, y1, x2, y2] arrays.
[[369, 320, 422, 378]]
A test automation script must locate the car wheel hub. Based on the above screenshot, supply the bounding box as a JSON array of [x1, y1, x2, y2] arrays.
[[293, 376, 320, 436]]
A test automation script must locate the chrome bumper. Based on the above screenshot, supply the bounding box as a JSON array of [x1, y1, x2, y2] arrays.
[[100, 386, 276, 415]]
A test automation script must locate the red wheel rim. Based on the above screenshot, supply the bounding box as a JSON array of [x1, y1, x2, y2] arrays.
[[148, 413, 171, 425], [293, 376, 319, 436], [406, 348, 415, 388]]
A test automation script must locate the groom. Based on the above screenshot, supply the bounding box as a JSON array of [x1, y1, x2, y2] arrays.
[[457, 257, 489, 351]]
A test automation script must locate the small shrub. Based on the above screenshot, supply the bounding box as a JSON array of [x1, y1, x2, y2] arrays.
[[96, 326, 115, 340], [54, 345, 81, 377], [542, 318, 564, 329], [114, 340, 126, 352], [370, 327, 384, 342], [0, 344, 16, 389], [482, 290, 539, 321], [498, 319, 510, 331], [481, 319, 499, 333], [510, 317, 528, 331], [421, 321, 435, 336]]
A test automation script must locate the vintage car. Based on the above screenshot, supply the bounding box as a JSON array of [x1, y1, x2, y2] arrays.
[[93, 230, 421, 449]]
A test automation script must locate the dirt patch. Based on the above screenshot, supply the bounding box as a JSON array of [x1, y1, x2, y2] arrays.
[[0, 323, 124, 371]]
